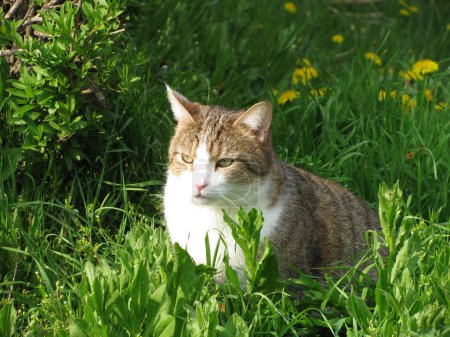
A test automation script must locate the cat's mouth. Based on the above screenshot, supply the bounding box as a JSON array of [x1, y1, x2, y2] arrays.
[[193, 190, 213, 199], [192, 192, 215, 205], [192, 189, 222, 204]]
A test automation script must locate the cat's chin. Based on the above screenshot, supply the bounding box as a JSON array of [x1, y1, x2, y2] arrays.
[[192, 195, 217, 205], [191, 194, 234, 207]]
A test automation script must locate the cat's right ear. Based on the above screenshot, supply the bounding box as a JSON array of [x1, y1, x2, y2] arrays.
[[165, 85, 197, 123], [234, 101, 272, 142]]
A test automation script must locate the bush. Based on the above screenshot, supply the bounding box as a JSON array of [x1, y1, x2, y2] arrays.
[[0, 0, 139, 172]]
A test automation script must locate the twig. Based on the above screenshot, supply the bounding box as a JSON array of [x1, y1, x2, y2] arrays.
[[18, 0, 64, 30], [0, 49, 23, 57], [42, 0, 65, 9], [7, 262, 18, 301], [109, 28, 125, 36], [33, 30, 51, 38], [4, 0, 24, 19], [19, 14, 44, 30], [81, 82, 111, 109]]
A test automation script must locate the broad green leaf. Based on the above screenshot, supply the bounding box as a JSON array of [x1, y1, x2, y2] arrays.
[[48, 120, 61, 130], [37, 92, 55, 105], [346, 293, 372, 332], [218, 313, 249, 337], [84, 262, 96, 287], [154, 315, 176, 337], [0, 148, 22, 182], [5, 88, 29, 98], [129, 261, 150, 322], [171, 244, 204, 305], [0, 302, 16, 337], [12, 104, 36, 117], [375, 270, 388, 321], [69, 319, 90, 337], [252, 238, 280, 293]]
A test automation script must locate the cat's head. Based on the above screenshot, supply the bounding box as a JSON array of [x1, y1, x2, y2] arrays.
[[165, 85, 273, 206]]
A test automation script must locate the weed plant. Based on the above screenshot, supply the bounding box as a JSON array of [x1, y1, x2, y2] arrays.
[[0, 0, 449, 335]]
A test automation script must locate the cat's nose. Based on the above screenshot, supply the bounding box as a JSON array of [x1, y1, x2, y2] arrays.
[[195, 183, 208, 192]]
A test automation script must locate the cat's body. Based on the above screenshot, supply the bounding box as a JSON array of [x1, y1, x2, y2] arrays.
[[164, 86, 379, 279]]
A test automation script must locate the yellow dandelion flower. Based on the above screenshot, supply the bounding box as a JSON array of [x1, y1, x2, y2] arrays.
[[310, 87, 328, 97], [378, 90, 399, 101], [284, 2, 297, 13], [364, 52, 382, 65], [399, 0, 408, 6], [435, 102, 446, 111], [331, 34, 344, 44], [401, 94, 416, 112], [277, 90, 298, 105], [297, 58, 311, 66], [292, 66, 318, 85], [412, 59, 439, 76], [399, 69, 423, 81], [409, 5, 418, 13], [378, 90, 387, 101], [400, 8, 410, 16], [447, 23, 450, 31], [303, 58, 311, 66], [424, 89, 433, 102]]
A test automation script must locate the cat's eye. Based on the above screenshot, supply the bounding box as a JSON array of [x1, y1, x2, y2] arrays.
[[216, 158, 234, 168], [181, 153, 193, 163]]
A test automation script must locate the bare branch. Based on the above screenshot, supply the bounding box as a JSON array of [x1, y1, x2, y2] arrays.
[[81, 82, 112, 109], [19, 14, 44, 30], [42, 0, 65, 10], [109, 28, 125, 36], [4, 0, 25, 19], [33, 30, 51, 38], [17, 0, 64, 30], [0, 49, 24, 57]]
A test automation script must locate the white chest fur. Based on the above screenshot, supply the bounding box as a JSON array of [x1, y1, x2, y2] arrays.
[[164, 172, 283, 273]]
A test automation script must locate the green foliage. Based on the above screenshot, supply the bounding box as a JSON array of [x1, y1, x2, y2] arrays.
[[339, 183, 450, 336], [69, 226, 182, 336], [0, 302, 16, 337], [223, 208, 280, 294], [3, 181, 447, 336], [378, 182, 404, 253], [0, 148, 21, 182], [1, 0, 449, 336], [132, 0, 298, 104], [55, 210, 292, 336], [1, 0, 140, 170]]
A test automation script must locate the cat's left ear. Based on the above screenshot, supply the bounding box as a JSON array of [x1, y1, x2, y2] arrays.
[[165, 84, 198, 123], [234, 101, 272, 141]]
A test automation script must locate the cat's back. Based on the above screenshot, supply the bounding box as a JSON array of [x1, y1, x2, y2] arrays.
[[270, 163, 379, 276]]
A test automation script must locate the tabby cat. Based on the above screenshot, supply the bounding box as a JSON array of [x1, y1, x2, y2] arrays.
[[164, 85, 379, 280]]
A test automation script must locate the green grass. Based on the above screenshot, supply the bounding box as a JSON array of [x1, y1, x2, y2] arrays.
[[1, 0, 450, 336]]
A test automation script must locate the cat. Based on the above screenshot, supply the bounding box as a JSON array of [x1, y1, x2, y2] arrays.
[[163, 85, 380, 281]]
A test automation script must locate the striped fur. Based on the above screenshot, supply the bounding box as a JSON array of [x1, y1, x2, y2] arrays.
[[164, 86, 379, 279]]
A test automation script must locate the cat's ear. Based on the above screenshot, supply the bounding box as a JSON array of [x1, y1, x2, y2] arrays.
[[234, 101, 272, 141], [165, 85, 197, 123]]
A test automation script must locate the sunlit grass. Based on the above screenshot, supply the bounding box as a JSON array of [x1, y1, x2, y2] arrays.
[[1, 0, 449, 335]]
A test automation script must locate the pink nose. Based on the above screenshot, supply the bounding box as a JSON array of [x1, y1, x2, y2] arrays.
[[195, 183, 208, 192]]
